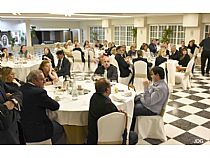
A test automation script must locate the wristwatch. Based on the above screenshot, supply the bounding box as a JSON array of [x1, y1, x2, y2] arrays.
[[10, 98, 21, 111]]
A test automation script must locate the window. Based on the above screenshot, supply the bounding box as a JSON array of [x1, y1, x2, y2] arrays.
[[90, 27, 105, 43], [204, 24, 210, 38], [114, 26, 133, 46], [149, 24, 185, 45], [81, 29, 84, 44]]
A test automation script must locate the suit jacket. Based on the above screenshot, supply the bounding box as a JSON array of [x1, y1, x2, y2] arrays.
[[169, 50, 180, 61], [56, 57, 70, 77], [20, 83, 59, 142], [87, 93, 118, 144], [115, 54, 131, 77], [0, 81, 23, 144], [155, 56, 167, 66], [94, 64, 118, 81], [148, 43, 157, 54]]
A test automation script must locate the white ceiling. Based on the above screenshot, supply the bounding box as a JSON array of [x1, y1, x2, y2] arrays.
[[0, 13, 183, 21]]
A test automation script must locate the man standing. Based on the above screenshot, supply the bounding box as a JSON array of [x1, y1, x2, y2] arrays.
[[20, 70, 66, 144], [94, 56, 118, 82], [199, 33, 210, 76], [148, 39, 157, 56]]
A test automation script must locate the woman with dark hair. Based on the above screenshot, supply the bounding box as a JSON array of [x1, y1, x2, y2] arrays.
[[187, 40, 199, 55], [42, 47, 55, 68], [39, 60, 58, 85], [176, 48, 191, 72], [83, 40, 90, 50], [19, 45, 30, 59], [127, 45, 137, 58]]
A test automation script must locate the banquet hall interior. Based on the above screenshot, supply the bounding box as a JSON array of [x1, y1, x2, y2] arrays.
[[0, 13, 210, 145]]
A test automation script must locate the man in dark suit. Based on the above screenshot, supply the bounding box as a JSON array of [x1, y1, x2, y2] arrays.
[[115, 46, 132, 85], [87, 78, 138, 145], [168, 45, 180, 61], [94, 56, 118, 82], [148, 39, 157, 56], [199, 33, 210, 76], [55, 50, 70, 77], [0, 81, 23, 144], [20, 70, 66, 144]]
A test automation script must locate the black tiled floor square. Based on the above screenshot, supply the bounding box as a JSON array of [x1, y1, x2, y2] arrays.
[[190, 102, 210, 109], [195, 111, 210, 119], [144, 138, 163, 145], [174, 132, 207, 145], [182, 90, 198, 94], [186, 95, 204, 101], [167, 109, 191, 118], [201, 121, 210, 129], [169, 94, 180, 100], [170, 119, 198, 131], [197, 86, 210, 90], [168, 101, 186, 108]]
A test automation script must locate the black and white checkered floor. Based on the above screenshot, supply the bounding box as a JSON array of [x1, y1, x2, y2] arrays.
[[137, 66, 210, 145]]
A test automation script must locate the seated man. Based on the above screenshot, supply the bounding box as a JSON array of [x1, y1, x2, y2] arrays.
[[55, 50, 70, 77], [87, 78, 138, 145], [94, 56, 118, 82], [20, 70, 66, 144], [0, 80, 24, 144], [115, 46, 132, 85], [131, 67, 169, 130]]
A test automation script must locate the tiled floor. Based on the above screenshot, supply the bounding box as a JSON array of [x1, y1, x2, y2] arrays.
[[138, 66, 210, 145]]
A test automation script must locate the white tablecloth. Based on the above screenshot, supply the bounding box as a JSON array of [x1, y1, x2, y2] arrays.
[[45, 81, 135, 131], [1, 60, 42, 81]]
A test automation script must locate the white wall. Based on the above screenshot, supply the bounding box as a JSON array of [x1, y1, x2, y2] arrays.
[[0, 20, 26, 32], [147, 15, 183, 24]]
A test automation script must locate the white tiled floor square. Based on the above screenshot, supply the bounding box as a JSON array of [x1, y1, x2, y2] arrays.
[[203, 84, 210, 87], [191, 83, 202, 87], [163, 113, 180, 123], [165, 105, 176, 112], [205, 108, 210, 112], [203, 141, 210, 145], [179, 105, 203, 114], [198, 99, 210, 105], [193, 93, 210, 99], [160, 139, 184, 145], [173, 88, 183, 92], [164, 124, 185, 138], [188, 126, 210, 140], [183, 115, 209, 125], [175, 98, 196, 105], [137, 139, 151, 145], [189, 87, 207, 93], [172, 92, 191, 98]]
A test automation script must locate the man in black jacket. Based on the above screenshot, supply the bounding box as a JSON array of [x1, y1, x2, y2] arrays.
[[87, 78, 137, 145], [94, 56, 118, 82], [55, 50, 70, 77], [20, 70, 66, 144], [0, 81, 23, 144], [115, 46, 132, 85]]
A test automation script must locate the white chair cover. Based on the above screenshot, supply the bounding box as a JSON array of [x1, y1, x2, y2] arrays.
[[110, 55, 120, 79], [72, 50, 84, 72], [159, 62, 167, 83], [175, 57, 195, 90], [133, 61, 147, 93], [97, 112, 126, 144], [134, 96, 169, 142]]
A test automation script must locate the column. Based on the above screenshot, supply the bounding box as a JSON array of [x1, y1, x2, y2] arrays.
[[25, 20, 32, 46]]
